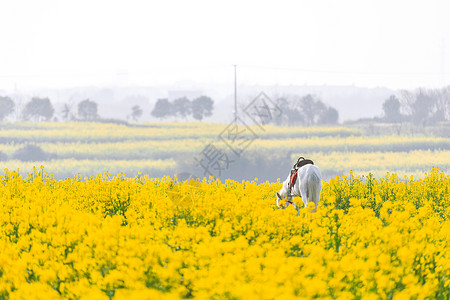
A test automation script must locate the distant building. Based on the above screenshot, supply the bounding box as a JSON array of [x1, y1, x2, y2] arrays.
[[168, 90, 203, 101]]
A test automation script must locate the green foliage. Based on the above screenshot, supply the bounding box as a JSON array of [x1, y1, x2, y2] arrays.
[[383, 95, 402, 122], [151, 96, 214, 121], [192, 96, 214, 121], [151, 98, 173, 119], [400, 87, 450, 126], [173, 97, 191, 119], [130, 105, 143, 121], [23, 97, 54, 121], [274, 94, 339, 126], [78, 99, 98, 121], [0, 96, 15, 121], [323, 168, 450, 220]]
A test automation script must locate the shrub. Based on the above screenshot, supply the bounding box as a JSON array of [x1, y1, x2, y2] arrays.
[[12, 144, 49, 161]]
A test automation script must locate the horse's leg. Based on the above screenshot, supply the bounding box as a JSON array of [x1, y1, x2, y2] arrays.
[[312, 186, 320, 212], [299, 186, 308, 209], [310, 180, 321, 213]]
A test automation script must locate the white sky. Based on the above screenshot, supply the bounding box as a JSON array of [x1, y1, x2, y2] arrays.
[[1, 0, 449, 90]]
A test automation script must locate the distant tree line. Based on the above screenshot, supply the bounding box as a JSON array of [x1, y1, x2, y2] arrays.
[[2, 86, 449, 126], [0, 96, 100, 122], [151, 96, 214, 121], [0, 94, 215, 123], [382, 87, 450, 126], [270, 94, 339, 126]]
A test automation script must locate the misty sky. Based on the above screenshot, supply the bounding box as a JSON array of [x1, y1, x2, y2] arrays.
[[1, 0, 449, 90]]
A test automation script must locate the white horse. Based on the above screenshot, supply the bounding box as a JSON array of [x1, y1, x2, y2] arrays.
[[276, 164, 322, 213]]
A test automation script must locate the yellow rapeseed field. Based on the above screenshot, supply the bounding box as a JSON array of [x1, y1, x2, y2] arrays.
[[0, 167, 449, 299], [1, 122, 448, 180]]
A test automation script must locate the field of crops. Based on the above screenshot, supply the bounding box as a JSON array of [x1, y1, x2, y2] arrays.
[[0, 121, 448, 181], [0, 167, 448, 298]]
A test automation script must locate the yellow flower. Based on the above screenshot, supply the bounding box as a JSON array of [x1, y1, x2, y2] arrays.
[[0, 168, 447, 298]]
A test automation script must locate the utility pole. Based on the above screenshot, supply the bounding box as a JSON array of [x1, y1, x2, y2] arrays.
[[441, 38, 446, 87], [234, 64, 237, 123]]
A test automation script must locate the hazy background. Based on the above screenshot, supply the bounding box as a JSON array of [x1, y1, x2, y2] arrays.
[[0, 0, 449, 182], [1, 0, 449, 123]]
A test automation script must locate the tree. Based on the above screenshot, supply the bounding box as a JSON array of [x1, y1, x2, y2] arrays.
[[78, 99, 98, 121], [382, 95, 401, 123], [0, 96, 15, 121], [270, 94, 338, 126], [297, 94, 328, 126], [62, 104, 71, 121], [319, 107, 339, 124], [173, 97, 192, 119], [273, 97, 289, 125], [130, 105, 143, 121], [400, 88, 449, 126], [282, 96, 304, 126], [431, 87, 450, 123], [151, 98, 173, 119], [192, 96, 214, 121], [23, 97, 54, 121], [412, 90, 434, 125], [61, 102, 76, 121], [290, 94, 334, 126]]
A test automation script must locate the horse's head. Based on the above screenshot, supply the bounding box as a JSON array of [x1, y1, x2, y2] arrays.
[[276, 191, 293, 209], [276, 192, 282, 207]]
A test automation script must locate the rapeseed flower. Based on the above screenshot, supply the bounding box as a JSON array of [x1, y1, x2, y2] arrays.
[[0, 168, 448, 298]]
